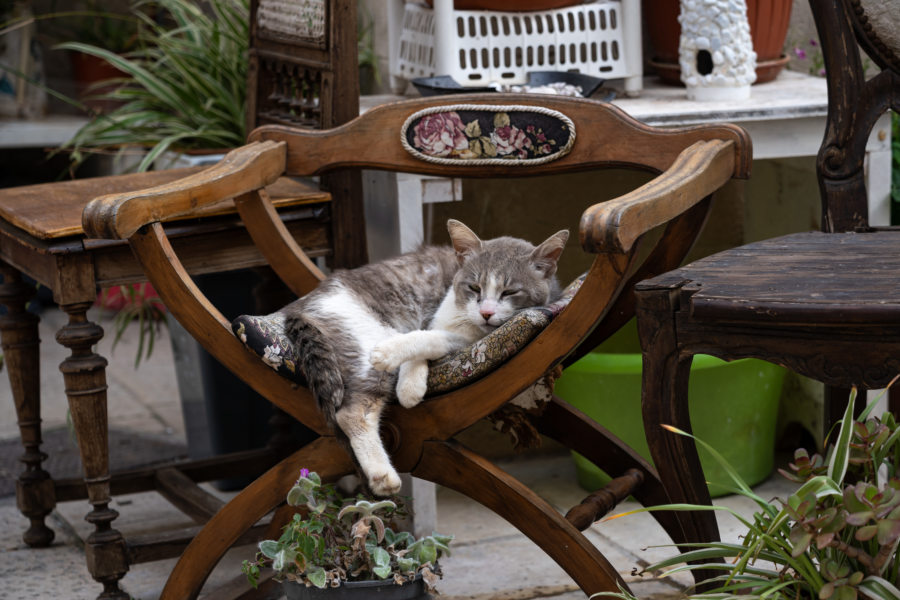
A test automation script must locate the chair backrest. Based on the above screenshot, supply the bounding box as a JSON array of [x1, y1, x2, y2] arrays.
[[812, 0, 900, 232], [246, 0, 366, 268], [247, 94, 752, 362], [248, 94, 750, 183]]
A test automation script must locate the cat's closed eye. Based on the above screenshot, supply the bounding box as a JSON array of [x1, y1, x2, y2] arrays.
[[468, 283, 481, 294], [501, 289, 520, 298]]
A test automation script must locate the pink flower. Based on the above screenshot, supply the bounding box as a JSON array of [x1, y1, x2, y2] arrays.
[[490, 125, 533, 158], [794, 47, 807, 59], [299, 468, 310, 478], [412, 112, 468, 157]]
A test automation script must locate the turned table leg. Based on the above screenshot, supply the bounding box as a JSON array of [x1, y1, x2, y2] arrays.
[[56, 302, 129, 600], [636, 288, 721, 588], [0, 264, 55, 547]]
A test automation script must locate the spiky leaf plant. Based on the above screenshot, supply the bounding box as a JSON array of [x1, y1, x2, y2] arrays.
[[56, 0, 249, 172], [594, 385, 900, 600]]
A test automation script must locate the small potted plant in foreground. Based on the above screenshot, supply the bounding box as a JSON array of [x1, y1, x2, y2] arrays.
[[596, 386, 900, 600], [242, 470, 453, 599]]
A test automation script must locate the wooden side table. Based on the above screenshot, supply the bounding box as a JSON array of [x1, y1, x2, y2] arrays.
[[0, 168, 330, 598]]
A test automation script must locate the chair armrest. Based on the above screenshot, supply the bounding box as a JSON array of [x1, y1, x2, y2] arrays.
[[579, 139, 737, 254], [82, 141, 286, 240]]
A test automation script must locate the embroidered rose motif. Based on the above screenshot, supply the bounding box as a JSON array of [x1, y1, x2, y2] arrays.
[[262, 345, 283, 369], [490, 125, 533, 158], [413, 112, 469, 157], [471, 341, 488, 364]]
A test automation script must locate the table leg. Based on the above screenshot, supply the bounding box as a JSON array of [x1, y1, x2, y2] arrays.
[[56, 301, 129, 600], [637, 288, 721, 587], [0, 264, 55, 547]]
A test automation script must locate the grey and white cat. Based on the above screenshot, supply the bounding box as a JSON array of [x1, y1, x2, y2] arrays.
[[283, 219, 568, 496]]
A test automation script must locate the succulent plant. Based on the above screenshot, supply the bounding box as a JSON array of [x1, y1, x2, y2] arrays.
[[242, 470, 453, 592]]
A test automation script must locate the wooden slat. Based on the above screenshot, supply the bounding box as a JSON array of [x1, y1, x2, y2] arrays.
[[54, 447, 281, 502], [648, 231, 900, 324], [127, 521, 270, 565], [0, 166, 327, 241], [154, 467, 226, 524]]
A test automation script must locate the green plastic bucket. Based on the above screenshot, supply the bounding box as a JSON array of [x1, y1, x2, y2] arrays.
[[555, 349, 785, 498]]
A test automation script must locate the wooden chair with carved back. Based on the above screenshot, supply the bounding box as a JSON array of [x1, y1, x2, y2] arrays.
[[632, 0, 900, 586], [0, 1, 364, 599], [82, 93, 751, 598]]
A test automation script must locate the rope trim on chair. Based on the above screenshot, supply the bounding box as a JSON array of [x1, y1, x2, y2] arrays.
[[400, 104, 576, 166]]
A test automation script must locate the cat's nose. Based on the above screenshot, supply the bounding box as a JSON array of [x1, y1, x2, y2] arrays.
[[480, 309, 494, 322]]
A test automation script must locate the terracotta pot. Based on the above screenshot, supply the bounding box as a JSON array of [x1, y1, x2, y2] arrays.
[[70, 52, 125, 113], [424, 0, 582, 10], [644, 0, 792, 86]]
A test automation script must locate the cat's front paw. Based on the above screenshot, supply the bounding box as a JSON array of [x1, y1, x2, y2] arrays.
[[368, 467, 402, 496], [396, 363, 428, 409], [370, 339, 404, 372]]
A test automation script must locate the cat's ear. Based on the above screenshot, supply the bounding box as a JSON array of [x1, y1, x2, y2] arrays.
[[447, 219, 482, 264], [531, 230, 569, 277]]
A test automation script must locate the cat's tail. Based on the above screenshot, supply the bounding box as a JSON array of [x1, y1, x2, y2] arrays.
[[287, 315, 344, 424]]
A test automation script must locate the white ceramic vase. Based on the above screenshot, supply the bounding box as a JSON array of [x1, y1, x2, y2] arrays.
[[678, 0, 757, 101]]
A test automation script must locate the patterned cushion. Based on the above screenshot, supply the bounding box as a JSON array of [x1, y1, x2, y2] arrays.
[[257, 0, 325, 44], [232, 275, 585, 395]]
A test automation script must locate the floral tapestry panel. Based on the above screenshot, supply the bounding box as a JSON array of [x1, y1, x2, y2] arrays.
[[401, 105, 575, 165]]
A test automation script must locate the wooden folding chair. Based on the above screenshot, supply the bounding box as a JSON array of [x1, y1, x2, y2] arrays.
[[83, 93, 751, 598]]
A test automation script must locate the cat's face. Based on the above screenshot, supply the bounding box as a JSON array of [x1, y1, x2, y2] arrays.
[[448, 220, 569, 334]]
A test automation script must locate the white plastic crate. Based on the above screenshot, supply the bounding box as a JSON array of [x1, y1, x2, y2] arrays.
[[388, 0, 642, 95]]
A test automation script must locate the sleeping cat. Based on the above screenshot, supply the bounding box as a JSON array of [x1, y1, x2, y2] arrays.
[[283, 219, 568, 496]]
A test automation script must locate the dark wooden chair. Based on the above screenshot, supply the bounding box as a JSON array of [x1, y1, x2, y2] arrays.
[[83, 93, 751, 598], [247, 0, 365, 269], [633, 0, 900, 585], [0, 1, 364, 599]]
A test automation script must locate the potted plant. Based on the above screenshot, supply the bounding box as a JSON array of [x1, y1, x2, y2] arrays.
[[55, 0, 250, 172], [643, 0, 793, 85], [242, 470, 453, 599], [596, 386, 900, 600]]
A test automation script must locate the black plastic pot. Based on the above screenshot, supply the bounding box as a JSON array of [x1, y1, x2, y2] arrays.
[[283, 576, 427, 600]]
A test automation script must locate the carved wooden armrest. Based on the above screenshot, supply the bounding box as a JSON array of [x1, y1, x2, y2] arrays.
[[579, 139, 737, 254], [82, 141, 286, 240]]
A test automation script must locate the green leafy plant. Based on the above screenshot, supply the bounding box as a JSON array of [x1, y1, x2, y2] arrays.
[[55, 0, 250, 172], [594, 386, 900, 600], [242, 469, 453, 592]]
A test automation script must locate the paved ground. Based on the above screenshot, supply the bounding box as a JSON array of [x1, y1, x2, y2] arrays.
[[0, 306, 798, 600]]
